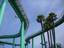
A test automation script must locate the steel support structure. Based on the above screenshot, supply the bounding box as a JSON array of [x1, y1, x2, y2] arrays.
[[25, 16, 64, 41], [41, 34, 44, 48], [0, 41, 20, 46], [41, 21, 47, 48], [47, 31, 50, 48], [20, 22, 25, 48], [0, 0, 7, 25], [0, 16, 64, 47], [51, 22, 56, 48], [0, 0, 64, 48], [32, 38, 34, 48]]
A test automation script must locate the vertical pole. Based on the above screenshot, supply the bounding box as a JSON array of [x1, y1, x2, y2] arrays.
[[50, 30, 53, 48], [41, 34, 43, 48], [43, 34, 47, 48], [47, 31, 50, 48], [51, 17, 56, 48], [52, 28, 56, 48], [32, 38, 34, 48], [41, 22, 47, 48], [12, 38, 15, 48], [20, 22, 25, 48], [41, 34, 46, 48], [0, 0, 7, 25]]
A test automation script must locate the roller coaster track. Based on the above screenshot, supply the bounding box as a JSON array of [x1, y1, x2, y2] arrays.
[[0, 0, 29, 46], [0, 0, 64, 47], [0, 0, 29, 39], [25, 16, 64, 41]]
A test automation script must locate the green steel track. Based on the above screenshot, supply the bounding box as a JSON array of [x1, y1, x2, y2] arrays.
[[0, 16, 64, 39], [0, 0, 64, 47], [0, 0, 29, 47], [0, 0, 29, 39]]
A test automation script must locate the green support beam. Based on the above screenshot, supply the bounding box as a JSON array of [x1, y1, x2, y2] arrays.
[[0, 0, 64, 40], [0, 0, 64, 47], [0, 41, 20, 46], [0, 16, 63, 40], [0, 0, 7, 25], [0, 16, 63, 39], [8, 0, 29, 30], [0, 0, 29, 39], [20, 22, 25, 48]]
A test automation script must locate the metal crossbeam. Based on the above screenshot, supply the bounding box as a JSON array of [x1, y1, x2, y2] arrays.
[[0, 41, 20, 46]]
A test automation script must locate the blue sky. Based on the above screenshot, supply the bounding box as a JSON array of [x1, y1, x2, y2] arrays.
[[0, 0, 64, 48]]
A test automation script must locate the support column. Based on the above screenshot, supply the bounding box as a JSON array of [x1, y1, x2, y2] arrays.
[[0, 0, 7, 25], [12, 38, 15, 48], [32, 38, 34, 48], [41, 33, 47, 48], [41, 34, 44, 48], [52, 22, 56, 48], [20, 22, 25, 48], [50, 30, 53, 48], [41, 22, 47, 48], [47, 31, 50, 48], [43, 34, 47, 48], [52, 28, 56, 48]]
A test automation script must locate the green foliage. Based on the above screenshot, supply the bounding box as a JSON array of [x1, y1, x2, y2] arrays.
[[44, 12, 57, 29], [37, 12, 57, 30], [37, 15, 45, 23]]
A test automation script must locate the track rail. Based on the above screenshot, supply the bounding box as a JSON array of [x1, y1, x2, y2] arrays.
[[0, 0, 29, 39]]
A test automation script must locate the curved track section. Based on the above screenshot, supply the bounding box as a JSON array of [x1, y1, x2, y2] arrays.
[[0, 0, 29, 39]]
